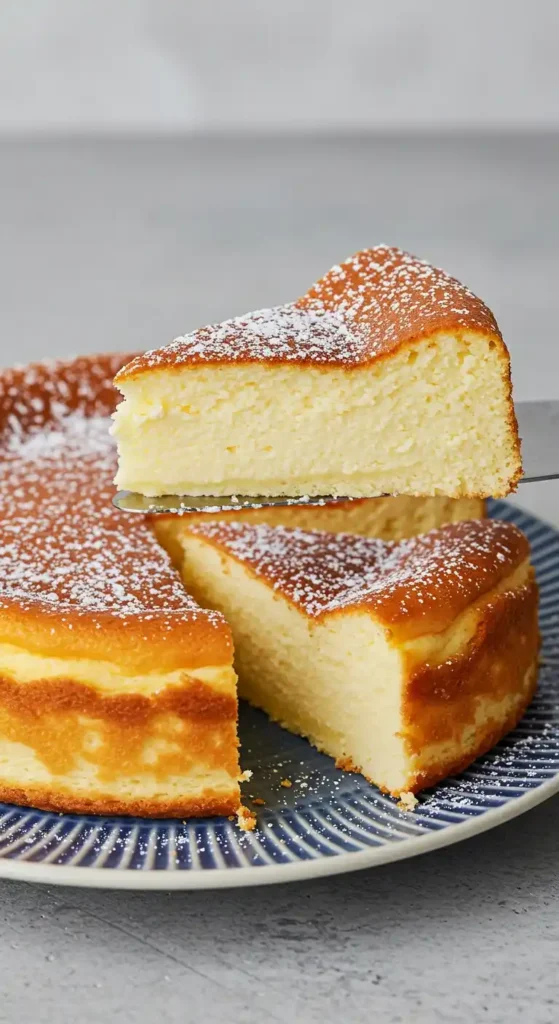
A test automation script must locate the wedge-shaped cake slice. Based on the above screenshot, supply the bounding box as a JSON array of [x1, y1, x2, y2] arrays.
[[169, 519, 538, 798], [113, 245, 521, 499]]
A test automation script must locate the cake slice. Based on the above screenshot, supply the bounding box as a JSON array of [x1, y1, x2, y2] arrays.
[[166, 519, 539, 798], [112, 245, 521, 499]]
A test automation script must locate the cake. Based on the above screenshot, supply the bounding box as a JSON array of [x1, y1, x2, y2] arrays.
[[0, 355, 242, 819], [172, 520, 539, 798], [112, 245, 522, 500], [152, 495, 486, 565], [0, 353, 537, 819]]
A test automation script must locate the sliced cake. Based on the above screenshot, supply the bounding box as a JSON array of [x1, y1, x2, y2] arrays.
[[170, 520, 539, 798], [112, 245, 521, 499], [0, 355, 243, 819], [152, 495, 486, 564]]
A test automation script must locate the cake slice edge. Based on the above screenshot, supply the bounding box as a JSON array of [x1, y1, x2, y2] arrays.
[[160, 521, 539, 800]]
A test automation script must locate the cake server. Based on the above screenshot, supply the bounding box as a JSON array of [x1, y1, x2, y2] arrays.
[[113, 399, 559, 515]]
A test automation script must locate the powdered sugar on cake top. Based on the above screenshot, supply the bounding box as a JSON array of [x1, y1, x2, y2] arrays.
[[189, 519, 529, 625], [116, 246, 500, 377], [130, 304, 365, 368], [0, 357, 223, 629]]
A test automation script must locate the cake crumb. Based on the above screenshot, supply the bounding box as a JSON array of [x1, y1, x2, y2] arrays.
[[335, 755, 361, 774], [280, 778, 293, 788], [252, 797, 266, 806], [237, 805, 257, 831], [398, 792, 418, 812], [238, 769, 253, 783]]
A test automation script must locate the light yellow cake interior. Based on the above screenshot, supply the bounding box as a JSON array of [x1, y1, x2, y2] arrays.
[[113, 330, 519, 499], [0, 643, 233, 697], [0, 739, 237, 806], [176, 534, 412, 792], [172, 531, 534, 796]]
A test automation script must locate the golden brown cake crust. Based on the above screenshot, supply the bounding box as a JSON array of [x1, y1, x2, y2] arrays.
[[0, 353, 232, 670], [0, 353, 131, 430], [0, 672, 239, 804], [403, 577, 540, 792], [357, 664, 537, 799], [184, 519, 530, 641], [327, 572, 538, 797], [405, 674, 538, 796], [115, 245, 507, 377], [0, 783, 240, 820], [0, 673, 237, 725], [0, 353, 241, 819]]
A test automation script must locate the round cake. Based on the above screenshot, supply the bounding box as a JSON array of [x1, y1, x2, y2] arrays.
[[0, 352, 539, 818]]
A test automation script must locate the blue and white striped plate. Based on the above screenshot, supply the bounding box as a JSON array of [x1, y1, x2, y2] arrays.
[[1, 500, 558, 889]]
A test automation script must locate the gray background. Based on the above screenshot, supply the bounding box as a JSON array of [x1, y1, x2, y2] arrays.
[[1, 3, 559, 1022], [1, 0, 559, 131]]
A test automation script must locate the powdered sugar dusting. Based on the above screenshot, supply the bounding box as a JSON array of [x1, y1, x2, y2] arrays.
[[124, 304, 365, 371], [190, 519, 528, 624], [302, 245, 498, 352], [0, 357, 223, 629], [117, 245, 500, 377]]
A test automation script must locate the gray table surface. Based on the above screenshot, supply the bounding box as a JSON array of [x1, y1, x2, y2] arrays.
[[0, 135, 558, 1023]]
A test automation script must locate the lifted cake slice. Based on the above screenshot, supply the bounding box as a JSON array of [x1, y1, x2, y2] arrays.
[[166, 519, 539, 799], [112, 245, 521, 499]]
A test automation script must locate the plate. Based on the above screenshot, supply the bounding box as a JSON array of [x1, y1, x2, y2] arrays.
[[0, 499, 558, 889]]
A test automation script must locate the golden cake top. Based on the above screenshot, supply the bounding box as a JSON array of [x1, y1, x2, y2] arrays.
[[185, 519, 530, 640], [115, 245, 502, 381], [0, 355, 231, 669]]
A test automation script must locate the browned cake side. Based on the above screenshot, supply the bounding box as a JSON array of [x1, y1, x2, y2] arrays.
[[0, 354, 241, 818], [403, 578, 539, 792]]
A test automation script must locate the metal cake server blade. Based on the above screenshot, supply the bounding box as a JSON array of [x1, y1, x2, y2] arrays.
[[112, 491, 353, 515], [113, 400, 559, 515]]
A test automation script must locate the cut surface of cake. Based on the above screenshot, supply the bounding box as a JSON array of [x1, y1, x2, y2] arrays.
[[113, 245, 521, 499], [0, 355, 242, 819], [171, 519, 539, 798]]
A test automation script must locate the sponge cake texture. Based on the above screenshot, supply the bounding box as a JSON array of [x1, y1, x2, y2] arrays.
[[173, 519, 539, 798], [113, 246, 521, 499]]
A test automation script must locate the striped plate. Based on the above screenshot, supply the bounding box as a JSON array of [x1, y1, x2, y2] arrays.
[[1, 500, 558, 889]]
